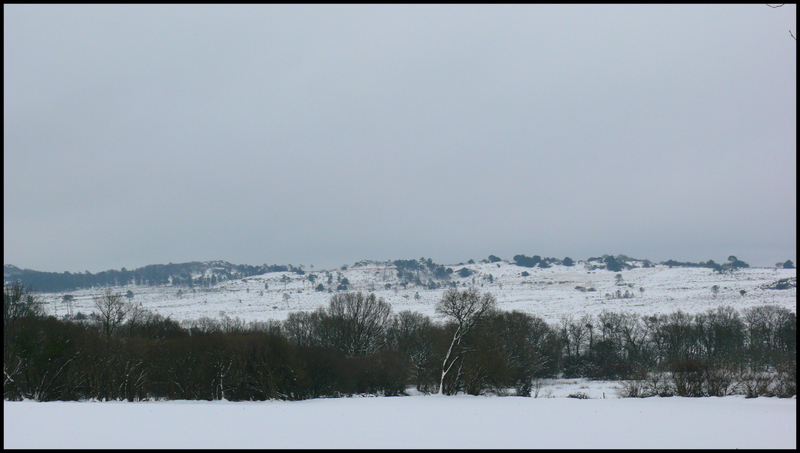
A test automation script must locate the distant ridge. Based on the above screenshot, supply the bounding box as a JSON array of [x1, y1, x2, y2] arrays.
[[2, 261, 305, 293], [4, 253, 789, 294]]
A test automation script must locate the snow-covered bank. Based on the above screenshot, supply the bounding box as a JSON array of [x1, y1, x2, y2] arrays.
[[39, 263, 796, 326], [4, 395, 795, 449]]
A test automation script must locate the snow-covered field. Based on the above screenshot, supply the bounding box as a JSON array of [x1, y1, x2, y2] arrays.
[[42, 260, 796, 325], [4, 392, 796, 449], [8, 260, 795, 449]]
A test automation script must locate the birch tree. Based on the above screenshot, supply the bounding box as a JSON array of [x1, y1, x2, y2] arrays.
[[435, 288, 496, 394]]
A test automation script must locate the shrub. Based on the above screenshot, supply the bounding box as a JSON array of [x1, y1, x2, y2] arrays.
[[773, 359, 797, 398], [704, 365, 735, 397], [617, 370, 672, 398], [669, 358, 707, 397], [566, 391, 590, 399], [617, 379, 649, 398], [736, 370, 774, 398]]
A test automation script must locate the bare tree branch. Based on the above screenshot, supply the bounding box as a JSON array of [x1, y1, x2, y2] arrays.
[[766, 4, 796, 40]]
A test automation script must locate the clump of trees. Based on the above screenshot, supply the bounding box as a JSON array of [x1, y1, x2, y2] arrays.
[[392, 258, 450, 288], [662, 256, 751, 273], [3, 283, 795, 402], [512, 254, 574, 268], [616, 305, 796, 398], [513, 254, 543, 268]]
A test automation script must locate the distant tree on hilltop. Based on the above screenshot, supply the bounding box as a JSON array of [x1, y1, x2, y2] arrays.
[[726, 256, 750, 271], [513, 254, 541, 268], [604, 256, 623, 272]]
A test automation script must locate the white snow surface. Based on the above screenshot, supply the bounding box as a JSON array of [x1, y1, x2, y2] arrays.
[[4, 394, 796, 449], [42, 260, 796, 325]]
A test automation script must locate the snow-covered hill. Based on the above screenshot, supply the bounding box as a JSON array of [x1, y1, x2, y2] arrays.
[[39, 259, 796, 324]]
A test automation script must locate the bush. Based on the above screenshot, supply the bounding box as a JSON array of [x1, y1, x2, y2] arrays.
[[704, 365, 735, 397], [566, 391, 590, 399], [618, 378, 650, 398], [669, 358, 707, 397], [513, 254, 541, 268], [773, 359, 797, 398]]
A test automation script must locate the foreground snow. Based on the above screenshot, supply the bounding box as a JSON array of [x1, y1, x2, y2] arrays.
[[5, 393, 795, 449]]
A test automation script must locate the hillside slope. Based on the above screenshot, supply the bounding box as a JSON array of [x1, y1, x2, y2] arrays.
[[35, 259, 796, 324]]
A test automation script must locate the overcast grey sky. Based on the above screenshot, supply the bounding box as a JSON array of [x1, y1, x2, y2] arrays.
[[4, 4, 796, 273]]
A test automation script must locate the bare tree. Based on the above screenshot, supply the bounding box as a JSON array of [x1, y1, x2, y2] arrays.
[[435, 288, 497, 394], [4, 281, 44, 329], [388, 310, 437, 392], [62, 295, 74, 317], [283, 308, 326, 348], [123, 302, 149, 337], [326, 292, 392, 356], [93, 288, 130, 336]]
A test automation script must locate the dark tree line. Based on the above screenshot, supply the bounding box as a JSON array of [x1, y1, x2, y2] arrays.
[[661, 255, 751, 273], [4, 262, 306, 293], [4, 283, 795, 401]]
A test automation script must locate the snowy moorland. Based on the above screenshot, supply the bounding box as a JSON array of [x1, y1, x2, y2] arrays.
[[5, 259, 796, 449], [39, 259, 796, 325]]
